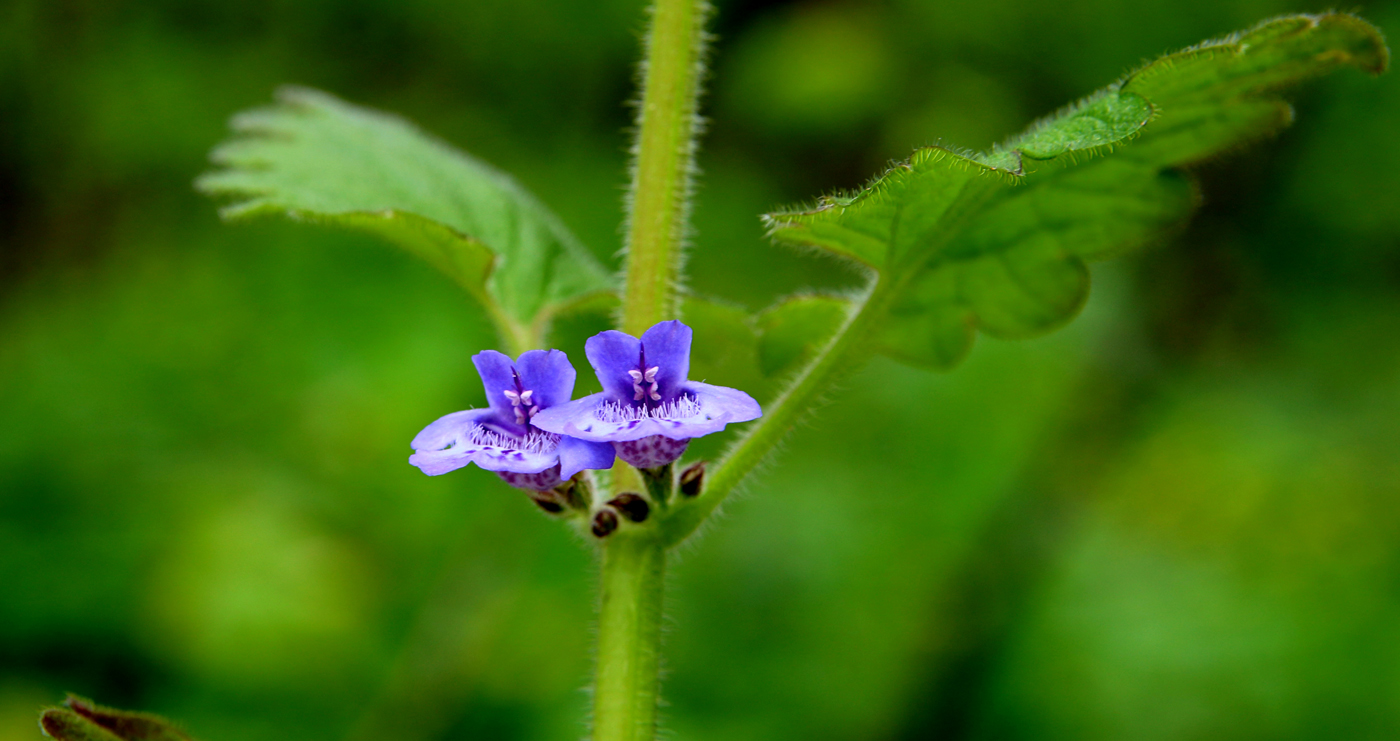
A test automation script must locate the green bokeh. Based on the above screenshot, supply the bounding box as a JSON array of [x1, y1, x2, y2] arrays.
[[2, 1, 1398, 740]]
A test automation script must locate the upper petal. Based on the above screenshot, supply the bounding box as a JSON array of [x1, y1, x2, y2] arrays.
[[514, 348, 576, 411], [584, 330, 643, 402], [639, 320, 692, 400], [472, 350, 523, 431]]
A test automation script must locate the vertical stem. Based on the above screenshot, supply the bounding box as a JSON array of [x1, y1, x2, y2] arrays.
[[621, 0, 708, 335], [594, 1, 706, 735], [595, 1, 706, 736], [594, 535, 666, 741]]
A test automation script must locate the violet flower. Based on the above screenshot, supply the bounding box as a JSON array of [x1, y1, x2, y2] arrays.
[[409, 349, 615, 492], [531, 320, 762, 469]]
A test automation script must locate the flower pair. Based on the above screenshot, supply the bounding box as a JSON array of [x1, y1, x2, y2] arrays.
[[409, 321, 762, 498]]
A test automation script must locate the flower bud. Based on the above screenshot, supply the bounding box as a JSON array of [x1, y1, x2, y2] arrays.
[[679, 461, 705, 497], [607, 493, 650, 522], [530, 496, 565, 514], [591, 508, 619, 538]]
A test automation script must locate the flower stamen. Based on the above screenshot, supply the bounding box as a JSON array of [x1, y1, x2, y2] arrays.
[[455, 424, 560, 454], [504, 381, 540, 425], [627, 365, 663, 401], [596, 396, 703, 423]]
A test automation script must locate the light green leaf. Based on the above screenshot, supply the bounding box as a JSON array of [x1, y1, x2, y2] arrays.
[[756, 295, 850, 378], [196, 86, 614, 339], [764, 13, 1387, 370], [680, 294, 852, 403], [983, 88, 1154, 170], [680, 296, 769, 401]]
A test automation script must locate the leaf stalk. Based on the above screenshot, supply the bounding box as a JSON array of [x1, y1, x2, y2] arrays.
[[659, 274, 893, 545]]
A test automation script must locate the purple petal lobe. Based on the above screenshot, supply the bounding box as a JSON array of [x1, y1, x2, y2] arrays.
[[409, 406, 560, 476], [639, 320, 691, 401], [513, 349, 575, 411], [530, 392, 608, 437], [687, 381, 763, 426], [536, 324, 762, 447], [557, 436, 616, 479], [409, 448, 479, 477], [471, 350, 523, 432], [410, 408, 495, 454], [532, 383, 762, 443], [584, 330, 644, 402]]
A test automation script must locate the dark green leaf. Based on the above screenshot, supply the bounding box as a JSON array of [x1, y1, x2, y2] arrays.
[[764, 14, 1387, 370], [196, 87, 614, 330]]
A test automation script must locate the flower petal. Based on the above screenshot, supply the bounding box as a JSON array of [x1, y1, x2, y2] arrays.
[[410, 438, 559, 476], [530, 393, 606, 437], [409, 447, 480, 476], [584, 330, 643, 403], [472, 350, 523, 431], [410, 408, 495, 451], [514, 348, 576, 411], [639, 320, 692, 400], [531, 383, 762, 443], [557, 435, 616, 479], [467, 444, 559, 474], [409, 407, 560, 476], [687, 381, 763, 426]]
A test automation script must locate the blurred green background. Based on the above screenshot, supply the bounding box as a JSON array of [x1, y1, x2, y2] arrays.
[[3, 0, 1399, 739]]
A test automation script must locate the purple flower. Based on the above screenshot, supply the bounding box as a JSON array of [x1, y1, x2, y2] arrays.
[[409, 349, 616, 491], [531, 321, 762, 469]]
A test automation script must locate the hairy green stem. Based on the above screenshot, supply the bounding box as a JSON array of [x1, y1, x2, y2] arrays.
[[593, 535, 667, 741], [593, 0, 707, 736], [620, 0, 708, 335]]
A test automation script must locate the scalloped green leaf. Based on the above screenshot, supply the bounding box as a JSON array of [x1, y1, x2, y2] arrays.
[[764, 13, 1387, 370], [984, 89, 1154, 170], [196, 86, 614, 330]]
